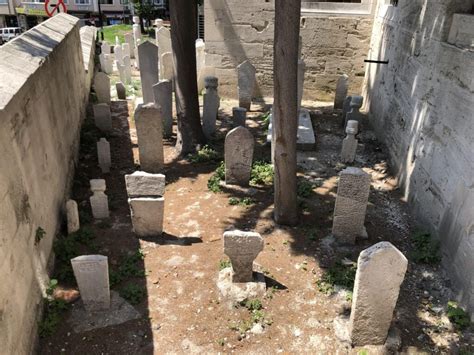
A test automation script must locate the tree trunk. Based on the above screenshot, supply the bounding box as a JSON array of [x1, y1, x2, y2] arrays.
[[170, 0, 206, 155], [273, 0, 301, 226]]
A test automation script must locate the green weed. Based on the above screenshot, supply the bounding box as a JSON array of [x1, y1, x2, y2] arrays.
[[218, 259, 231, 270], [207, 162, 225, 193], [120, 283, 145, 305], [316, 261, 357, 295], [297, 179, 314, 198], [411, 231, 441, 264], [447, 301, 471, 330], [250, 161, 273, 186], [110, 250, 146, 287], [188, 145, 221, 163], [38, 299, 68, 338], [228, 197, 256, 206]]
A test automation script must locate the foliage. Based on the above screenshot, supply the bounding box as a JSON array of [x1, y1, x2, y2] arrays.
[[240, 298, 263, 311], [110, 250, 146, 287], [101, 24, 132, 45], [297, 179, 314, 198], [46, 279, 58, 297], [188, 145, 221, 163], [447, 301, 471, 330], [250, 161, 274, 186], [131, 0, 157, 24], [35, 227, 46, 245], [259, 112, 271, 129], [38, 299, 68, 338], [411, 231, 441, 264], [316, 261, 357, 295], [126, 79, 142, 98], [228, 197, 255, 206], [218, 259, 231, 271], [120, 283, 146, 305], [207, 162, 225, 193]]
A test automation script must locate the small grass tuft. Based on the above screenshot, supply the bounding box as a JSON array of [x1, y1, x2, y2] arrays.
[[250, 161, 274, 186], [447, 301, 471, 330], [228, 197, 256, 206], [316, 261, 357, 295], [120, 283, 146, 305], [207, 162, 225, 193], [218, 259, 231, 270], [188, 145, 221, 163], [297, 179, 314, 198], [38, 298, 69, 338], [411, 231, 441, 264]]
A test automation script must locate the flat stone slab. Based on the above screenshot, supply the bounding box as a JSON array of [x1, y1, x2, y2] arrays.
[[267, 109, 316, 151], [125, 171, 165, 197], [217, 266, 266, 304]]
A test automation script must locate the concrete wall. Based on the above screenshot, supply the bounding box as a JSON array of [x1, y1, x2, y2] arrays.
[[363, 0, 474, 317], [204, 0, 374, 101], [0, 14, 94, 354]]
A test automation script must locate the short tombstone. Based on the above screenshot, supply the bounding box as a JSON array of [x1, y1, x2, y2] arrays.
[[332, 167, 370, 244], [341, 95, 353, 127], [124, 33, 135, 59], [160, 52, 174, 81], [93, 104, 112, 134], [89, 179, 109, 219], [134, 103, 164, 173], [349, 242, 408, 346], [334, 74, 349, 110], [341, 120, 358, 163], [138, 41, 159, 104], [71, 255, 110, 311], [94, 72, 111, 104], [297, 58, 306, 112], [153, 80, 173, 137], [101, 42, 111, 54], [116, 81, 127, 100], [123, 55, 132, 84], [66, 199, 80, 234], [237, 60, 256, 111], [345, 95, 364, 129], [225, 126, 254, 186], [232, 107, 247, 128], [97, 138, 111, 173], [202, 76, 220, 139]]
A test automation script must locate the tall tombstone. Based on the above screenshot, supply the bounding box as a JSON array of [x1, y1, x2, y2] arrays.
[[202, 76, 220, 139], [93, 104, 112, 134], [132, 16, 141, 45], [71, 255, 110, 311], [138, 41, 159, 104], [344, 95, 364, 129], [97, 138, 111, 173], [332, 167, 370, 244], [94, 72, 111, 104], [334, 74, 349, 109], [237, 60, 256, 111], [341, 95, 353, 127], [223, 230, 264, 282], [123, 55, 132, 84], [89, 179, 109, 219], [161, 52, 174, 81], [225, 126, 254, 186], [115, 60, 126, 85], [99, 54, 112, 75], [66, 199, 80, 235], [297, 58, 306, 112], [349, 242, 408, 345], [232, 107, 247, 128], [124, 32, 135, 59], [156, 26, 172, 60], [101, 42, 111, 54], [114, 43, 123, 66], [341, 120, 358, 163], [116, 81, 126, 100], [195, 39, 205, 82], [121, 42, 130, 59], [153, 80, 173, 137], [134, 103, 164, 173]]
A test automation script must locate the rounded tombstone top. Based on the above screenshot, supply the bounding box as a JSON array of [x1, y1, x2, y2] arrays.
[[133, 16, 140, 24], [346, 120, 359, 135], [90, 179, 106, 192], [350, 95, 364, 108], [196, 38, 205, 47], [155, 18, 164, 27], [204, 76, 219, 89]]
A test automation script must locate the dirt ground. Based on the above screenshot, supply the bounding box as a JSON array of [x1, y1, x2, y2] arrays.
[[38, 86, 473, 354]]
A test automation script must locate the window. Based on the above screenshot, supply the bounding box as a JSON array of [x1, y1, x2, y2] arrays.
[[301, 0, 373, 15], [100, 0, 114, 4], [75, 0, 90, 5]]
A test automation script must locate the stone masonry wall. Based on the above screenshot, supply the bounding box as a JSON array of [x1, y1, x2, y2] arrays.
[[363, 0, 474, 317], [0, 14, 93, 354], [204, 0, 374, 101]]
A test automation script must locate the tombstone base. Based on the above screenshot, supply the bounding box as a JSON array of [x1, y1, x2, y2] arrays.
[[129, 197, 164, 237], [267, 109, 316, 151], [217, 266, 266, 304]]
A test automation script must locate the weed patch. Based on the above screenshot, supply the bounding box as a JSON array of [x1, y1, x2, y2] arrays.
[[208, 162, 225, 193], [447, 301, 471, 330], [316, 260, 357, 295], [120, 283, 145, 305], [188, 145, 221, 163], [250, 161, 273, 186], [411, 231, 441, 264]]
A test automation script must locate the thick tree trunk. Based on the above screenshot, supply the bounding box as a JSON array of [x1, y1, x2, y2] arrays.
[[169, 0, 206, 155], [273, 0, 301, 225]]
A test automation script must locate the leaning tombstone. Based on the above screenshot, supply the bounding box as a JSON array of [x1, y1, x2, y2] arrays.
[[97, 138, 111, 173], [237, 60, 256, 111], [138, 41, 159, 104], [93, 104, 112, 134], [341, 95, 353, 127], [232, 107, 247, 128], [153, 80, 173, 137], [94, 72, 111, 104], [334, 74, 349, 110], [71, 255, 110, 311], [66, 199, 80, 234], [195, 39, 205, 82], [89, 179, 109, 219], [341, 120, 358, 163], [344, 95, 364, 129], [225, 126, 254, 186], [202, 76, 220, 139], [116, 82, 127, 100]]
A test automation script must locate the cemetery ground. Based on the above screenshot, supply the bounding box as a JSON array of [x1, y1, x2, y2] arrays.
[[38, 88, 473, 353]]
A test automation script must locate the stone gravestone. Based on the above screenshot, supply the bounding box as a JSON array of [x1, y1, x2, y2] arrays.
[[341, 95, 353, 127], [114, 43, 123, 66], [94, 72, 111, 104], [97, 138, 111, 173], [156, 26, 172, 60], [297, 58, 306, 112], [332, 167, 370, 243], [132, 16, 141, 45], [223, 230, 264, 282], [225, 126, 254, 186], [134, 103, 164, 173], [104, 54, 114, 75], [237, 60, 256, 111], [123, 55, 132, 84], [155, 18, 164, 28], [334, 74, 349, 109], [124, 32, 134, 59], [99, 54, 112, 75], [89, 179, 109, 219], [345, 95, 364, 129], [116, 82, 126, 100], [232, 107, 247, 128], [153, 80, 173, 137], [93, 104, 112, 134], [349, 242, 408, 346], [122, 42, 130, 59], [115, 60, 126, 85], [101, 42, 111, 54], [138, 41, 159, 104], [196, 39, 205, 83], [161, 52, 174, 81], [202, 76, 220, 139], [341, 120, 358, 163], [71, 255, 110, 311], [66, 199, 80, 234]]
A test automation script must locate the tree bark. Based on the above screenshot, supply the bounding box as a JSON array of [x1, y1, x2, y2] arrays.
[[273, 0, 301, 225], [169, 0, 206, 155]]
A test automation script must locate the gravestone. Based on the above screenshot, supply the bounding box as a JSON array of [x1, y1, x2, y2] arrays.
[[297, 59, 306, 112], [116, 82, 126, 100], [97, 138, 111, 173], [66, 199, 80, 234], [134, 103, 164, 173], [132, 16, 141, 45], [138, 41, 159, 104], [342, 95, 353, 127], [101, 42, 111, 54], [155, 18, 164, 28], [123, 55, 132, 84], [237, 60, 256, 111], [115, 60, 126, 85], [122, 42, 130, 59], [93, 104, 112, 134], [153, 80, 173, 137], [124, 32, 134, 59], [161, 52, 174, 81], [345, 95, 364, 129], [89, 179, 109, 219], [223, 230, 264, 282], [349, 242, 408, 345], [99, 54, 113, 75], [71, 255, 110, 311], [332, 167, 370, 243], [341, 120, 358, 163], [225, 126, 254, 186], [94, 72, 111, 104], [334, 74, 349, 109], [202, 76, 220, 139], [125, 171, 165, 197], [156, 26, 172, 60], [114, 44, 123, 66], [196, 39, 205, 83], [232, 107, 247, 127]]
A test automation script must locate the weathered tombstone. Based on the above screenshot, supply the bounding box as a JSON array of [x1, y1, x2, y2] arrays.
[[99, 54, 110, 74], [153, 80, 173, 137], [93, 104, 112, 134], [94, 72, 111, 104], [155, 18, 164, 28], [123, 55, 132, 84], [101, 42, 111, 54], [232, 107, 247, 127], [71, 255, 110, 311], [334, 74, 349, 109], [332, 167, 370, 243], [134, 103, 164, 173], [121, 42, 130, 59], [104, 54, 114, 74], [195, 38, 205, 82], [114, 43, 123, 66], [237, 60, 256, 111], [161, 52, 174, 81], [89, 179, 109, 219], [132, 16, 141, 45], [202, 76, 220, 139], [116, 82, 127, 100], [125, 171, 166, 197], [225, 126, 254, 186], [341, 95, 353, 127], [115, 60, 126, 85], [138, 41, 159, 104], [97, 138, 111, 173], [66, 199, 80, 234], [124, 32, 135, 59], [156, 26, 172, 60], [223, 230, 264, 282], [297, 58, 306, 112], [345, 95, 364, 129], [341, 120, 358, 163], [349, 242, 408, 346]]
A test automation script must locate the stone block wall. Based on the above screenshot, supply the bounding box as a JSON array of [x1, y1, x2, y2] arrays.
[[0, 14, 93, 354], [363, 0, 474, 317]]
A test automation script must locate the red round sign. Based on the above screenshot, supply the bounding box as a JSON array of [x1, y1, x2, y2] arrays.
[[44, 0, 67, 17]]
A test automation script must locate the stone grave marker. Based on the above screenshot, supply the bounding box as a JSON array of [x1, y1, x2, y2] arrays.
[[93, 104, 112, 134], [161, 52, 174, 81], [345, 95, 364, 129], [225, 126, 254, 186], [232, 107, 247, 127], [138, 41, 159, 104], [334, 74, 349, 109], [237, 60, 256, 111], [101, 42, 111, 54], [341, 120, 358, 163], [89, 179, 109, 219], [97, 138, 111, 173], [94, 72, 111, 104], [153, 80, 173, 137], [116, 82, 126, 100], [202, 76, 220, 139], [196, 38, 205, 82], [115, 60, 126, 85], [125, 171, 166, 197], [342, 95, 353, 127], [156, 26, 172, 60], [66, 199, 80, 234], [123, 55, 132, 84], [133, 16, 141, 45], [122, 42, 130, 59], [114, 43, 123, 66], [124, 32, 134, 58]]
